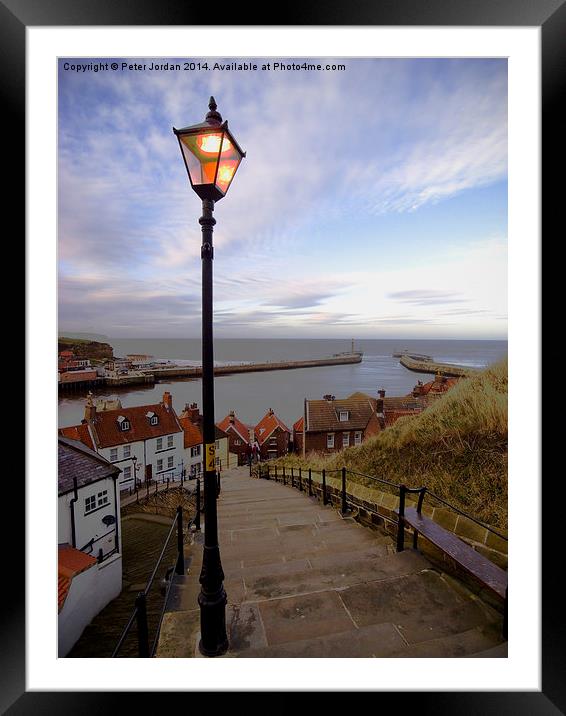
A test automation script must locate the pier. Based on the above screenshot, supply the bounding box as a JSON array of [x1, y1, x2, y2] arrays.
[[399, 355, 480, 378], [144, 353, 363, 382]]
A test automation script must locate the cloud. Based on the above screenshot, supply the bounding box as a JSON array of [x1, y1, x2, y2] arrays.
[[58, 58, 507, 337], [388, 290, 468, 306]]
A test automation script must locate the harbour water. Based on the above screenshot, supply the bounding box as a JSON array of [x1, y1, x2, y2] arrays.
[[58, 338, 507, 430]]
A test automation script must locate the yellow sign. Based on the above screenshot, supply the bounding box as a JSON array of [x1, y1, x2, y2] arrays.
[[205, 443, 216, 471]]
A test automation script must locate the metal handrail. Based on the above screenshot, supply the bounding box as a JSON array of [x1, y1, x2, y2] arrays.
[[424, 490, 507, 541], [112, 482, 202, 658], [261, 463, 505, 543]]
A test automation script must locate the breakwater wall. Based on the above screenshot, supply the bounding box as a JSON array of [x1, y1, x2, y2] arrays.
[[145, 353, 363, 381], [400, 356, 480, 378]]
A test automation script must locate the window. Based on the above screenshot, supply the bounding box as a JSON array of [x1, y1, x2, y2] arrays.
[[167, 435, 174, 448], [97, 490, 109, 507], [215, 457, 220, 466], [342, 433, 350, 447], [234, 439, 241, 446], [123, 445, 131, 458], [167, 455, 174, 469], [339, 410, 349, 422], [157, 459, 163, 472], [190, 445, 201, 457], [327, 433, 335, 448], [354, 431, 362, 445], [123, 466, 132, 481], [156, 438, 163, 451], [85, 495, 96, 513], [151, 415, 158, 426], [117, 416, 130, 431], [269, 438, 277, 446], [110, 448, 118, 461]]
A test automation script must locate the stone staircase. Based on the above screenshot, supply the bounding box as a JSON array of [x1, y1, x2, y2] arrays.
[[155, 467, 506, 658]]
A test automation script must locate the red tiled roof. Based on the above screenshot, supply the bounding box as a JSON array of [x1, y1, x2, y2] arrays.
[[217, 414, 251, 444], [179, 415, 203, 449], [88, 401, 182, 449], [58, 545, 97, 612], [412, 377, 459, 396], [59, 423, 95, 451], [254, 411, 291, 446], [293, 417, 304, 432], [305, 395, 376, 432]]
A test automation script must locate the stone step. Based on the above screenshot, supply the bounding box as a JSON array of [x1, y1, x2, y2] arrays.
[[337, 569, 502, 644], [242, 549, 429, 602], [232, 621, 502, 658], [233, 622, 405, 658]]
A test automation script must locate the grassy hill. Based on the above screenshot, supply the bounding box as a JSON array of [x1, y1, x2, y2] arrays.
[[277, 360, 508, 530], [59, 336, 114, 363]]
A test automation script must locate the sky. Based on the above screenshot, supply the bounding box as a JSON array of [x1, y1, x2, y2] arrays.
[[58, 58, 507, 340]]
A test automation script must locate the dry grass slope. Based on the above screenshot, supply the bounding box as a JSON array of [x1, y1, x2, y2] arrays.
[[276, 360, 508, 530]]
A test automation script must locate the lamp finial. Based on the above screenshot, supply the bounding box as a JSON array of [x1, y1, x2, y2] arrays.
[[205, 96, 222, 124]]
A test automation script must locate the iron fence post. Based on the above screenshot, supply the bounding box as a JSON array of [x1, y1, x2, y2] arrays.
[[308, 468, 312, 497], [341, 467, 348, 515], [291, 467, 294, 488], [135, 592, 150, 657], [299, 467, 302, 491], [396, 484, 407, 552], [283, 467, 286, 485], [176, 506, 185, 575], [322, 469, 327, 505]]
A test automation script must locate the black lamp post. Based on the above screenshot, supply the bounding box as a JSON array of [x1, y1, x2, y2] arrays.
[[173, 97, 245, 657]]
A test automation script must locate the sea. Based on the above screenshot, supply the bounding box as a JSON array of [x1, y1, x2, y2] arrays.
[[58, 338, 507, 430]]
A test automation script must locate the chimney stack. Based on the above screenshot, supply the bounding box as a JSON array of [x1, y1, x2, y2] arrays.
[[268, 408, 274, 416], [376, 388, 385, 416], [163, 391, 173, 410], [184, 402, 200, 422], [229, 410, 235, 424], [84, 392, 96, 422]]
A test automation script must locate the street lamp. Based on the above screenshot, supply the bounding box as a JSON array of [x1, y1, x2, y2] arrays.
[[173, 97, 245, 657]]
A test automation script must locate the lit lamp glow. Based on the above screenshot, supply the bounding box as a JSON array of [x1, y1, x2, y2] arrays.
[[173, 98, 245, 202]]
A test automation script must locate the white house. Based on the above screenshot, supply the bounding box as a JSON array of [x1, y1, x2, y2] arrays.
[[60, 391, 185, 491], [58, 436, 123, 656]]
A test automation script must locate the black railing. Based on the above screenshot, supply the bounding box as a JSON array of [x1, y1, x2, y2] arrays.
[[112, 481, 202, 658], [255, 462, 507, 546]]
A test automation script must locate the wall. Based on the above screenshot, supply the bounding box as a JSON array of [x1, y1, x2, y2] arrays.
[[58, 553, 122, 657], [259, 427, 289, 460], [98, 440, 144, 490], [59, 476, 120, 559], [304, 429, 363, 455], [144, 431, 184, 480]]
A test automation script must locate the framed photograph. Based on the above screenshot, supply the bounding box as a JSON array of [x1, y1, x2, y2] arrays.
[[13, 0, 556, 708]]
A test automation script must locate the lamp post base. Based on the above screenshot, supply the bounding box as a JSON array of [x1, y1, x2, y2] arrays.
[[198, 586, 229, 657]]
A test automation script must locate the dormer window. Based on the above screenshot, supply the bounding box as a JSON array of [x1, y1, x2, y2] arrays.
[[146, 411, 158, 426], [339, 410, 349, 422], [117, 415, 130, 431]]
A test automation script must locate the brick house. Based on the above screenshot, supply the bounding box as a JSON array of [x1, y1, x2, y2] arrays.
[[217, 410, 253, 466], [292, 417, 304, 455], [301, 390, 430, 456], [254, 409, 291, 461]]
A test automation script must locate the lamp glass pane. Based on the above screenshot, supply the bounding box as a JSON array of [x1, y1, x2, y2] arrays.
[[179, 132, 222, 186], [215, 134, 243, 194]]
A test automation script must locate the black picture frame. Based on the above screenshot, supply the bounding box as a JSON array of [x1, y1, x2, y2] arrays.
[[12, 0, 557, 710]]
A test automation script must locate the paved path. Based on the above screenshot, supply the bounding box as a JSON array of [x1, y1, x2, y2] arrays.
[[156, 467, 505, 658]]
